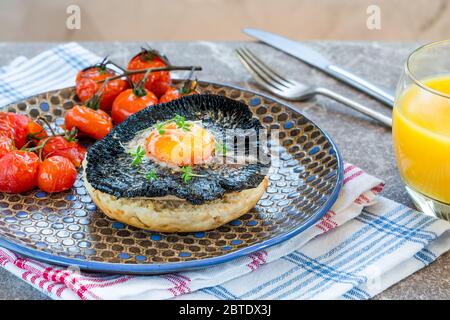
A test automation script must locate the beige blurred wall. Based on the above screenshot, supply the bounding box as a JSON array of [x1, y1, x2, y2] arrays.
[[0, 0, 449, 41]]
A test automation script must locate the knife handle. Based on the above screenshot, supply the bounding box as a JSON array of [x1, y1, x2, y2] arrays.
[[316, 87, 392, 127], [327, 65, 395, 108]]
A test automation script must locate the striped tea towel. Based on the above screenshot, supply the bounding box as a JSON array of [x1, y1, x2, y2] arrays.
[[0, 43, 101, 106], [0, 43, 449, 300]]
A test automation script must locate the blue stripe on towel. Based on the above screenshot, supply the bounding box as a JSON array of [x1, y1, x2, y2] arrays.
[[201, 285, 238, 300]]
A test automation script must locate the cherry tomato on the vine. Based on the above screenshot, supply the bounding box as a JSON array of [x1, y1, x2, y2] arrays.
[[111, 88, 158, 124], [0, 136, 14, 158], [0, 113, 28, 147], [38, 136, 86, 167], [127, 49, 171, 98], [159, 87, 180, 104], [37, 156, 77, 193], [159, 82, 199, 104], [76, 65, 128, 111], [0, 112, 47, 148], [65, 105, 113, 140], [0, 150, 40, 193], [149, 70, 171, 98], [26, 119, 48, 145]]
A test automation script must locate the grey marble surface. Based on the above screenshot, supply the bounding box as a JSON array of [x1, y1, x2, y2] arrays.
[[0, 41, 448, 300]]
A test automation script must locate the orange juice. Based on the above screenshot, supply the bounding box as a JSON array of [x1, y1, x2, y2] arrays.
[[393, 76, 450, 203]]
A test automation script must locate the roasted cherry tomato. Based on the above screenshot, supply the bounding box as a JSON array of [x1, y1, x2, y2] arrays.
[[150, 70, 171, 98], [38, 136, 86, 167], [0, 136, 14, 159], [37, 156, 77, 193], [26, 119, 47, 145], [0, 150, 40, 193], [0, 113, 29, 148], [127, 49, 171, 98], [159, 81, 199, 104], [65, 105, 113, 140], [0, 112, 46, 148], [111, 88, 158, 124], [76, 65, 128, 111], [159, 87, 180, 103], [0, 117, 16, 141]]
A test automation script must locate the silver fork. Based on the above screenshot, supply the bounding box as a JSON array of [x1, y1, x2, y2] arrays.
[[236, 48, 392, 127]]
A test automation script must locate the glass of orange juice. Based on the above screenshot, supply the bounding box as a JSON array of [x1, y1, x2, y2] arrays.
[[393, 40, 450, 221]]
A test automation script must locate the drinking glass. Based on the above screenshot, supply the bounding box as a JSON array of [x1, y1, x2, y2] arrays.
[[393, 40, 450, 221]]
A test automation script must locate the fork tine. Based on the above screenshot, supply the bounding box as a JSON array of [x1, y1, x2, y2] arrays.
[[236, 49, 287, 94], [236, 48, 287, 91], [238, 48, 290, 90], [241, 48, 296, 87], [236, 49, 280, 93]]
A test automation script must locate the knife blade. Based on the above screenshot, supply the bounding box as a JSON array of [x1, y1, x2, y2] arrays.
[[243, 28, 395, 108]]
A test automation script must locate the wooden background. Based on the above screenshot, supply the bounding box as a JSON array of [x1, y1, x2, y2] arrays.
[[0, 0, 449, 41]]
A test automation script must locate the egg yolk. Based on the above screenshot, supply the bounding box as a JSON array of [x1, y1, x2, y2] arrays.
[[146, 122, 215, 166]]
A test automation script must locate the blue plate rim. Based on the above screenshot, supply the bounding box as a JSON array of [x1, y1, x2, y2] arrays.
[[0, 81, 344, 274]]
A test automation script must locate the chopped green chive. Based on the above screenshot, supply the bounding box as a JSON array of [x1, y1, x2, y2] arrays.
[[155, 122, 166, 135], [145, 169, 158, 181], [130, 146, 145, 167], [154, 114, 191, 135], [181, 165, 193, 183], [180, 165, 206, 183]]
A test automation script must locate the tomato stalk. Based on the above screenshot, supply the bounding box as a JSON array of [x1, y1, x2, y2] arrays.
[[180, 67, 198, 95], [97, 57, 128, 74], [37, 116, 57, 136], [27, 129, 47, 141], [140, 46, 170, 65], [79, 56, 110, 76], [95, 65, 202, 84], [132, 68, 152, 97], [24, 136, 51, 161], [97, 56, 109, 74], [19, 140, 32, 150], [26, 117, 80, 162], [36, 116, 78, 142], [86, 77, 111, 110], [63, 127, 79, 142]]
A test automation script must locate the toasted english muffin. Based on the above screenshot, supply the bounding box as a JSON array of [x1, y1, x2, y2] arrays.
[[84, 168, 268, 232]]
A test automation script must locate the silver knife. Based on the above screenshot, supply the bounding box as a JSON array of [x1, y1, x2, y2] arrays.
[[243, 28, 395, 108]]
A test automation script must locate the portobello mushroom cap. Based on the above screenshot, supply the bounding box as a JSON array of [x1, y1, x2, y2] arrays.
[[85, 94, 270, 205]]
